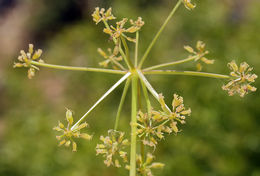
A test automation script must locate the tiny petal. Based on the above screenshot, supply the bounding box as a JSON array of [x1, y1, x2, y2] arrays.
[[66, 109, 73, 125], [184, 45, 194, 53], [32, 49, 42, 60], [146, 153, 154, 164], [58, 121, 64, 129], [170, 122, 179, 133], [65, 140, 71, 147], [53, 126, 62, 132], [115, 159, 121, 168], [228, 60, 238, 72], [29, 44, 34, 54], [27, 68, 35, 79], [150, 162, 165, 169], [72, 141, 77, 152], [59, 139, 66, 146], [78, 122, 88, 130], [80, 133, 92, 140], [183, 0, 196, 10]]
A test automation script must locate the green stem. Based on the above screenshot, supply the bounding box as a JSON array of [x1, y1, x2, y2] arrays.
[[121, 36, 133, 68], [135, 31, 139, 67], [109, 58, 127, 71], [137, 80, 145, 162], [143, 70, 231, 79], [137, 70, 172, 113], [130, 73, 138, 176], [71, 72, 131, 130], [114, 78, 131, 130], [119, 40, 133, 70], [144, 56, 197, 71], [138, 0, 182, 68], [30, 61, 126, 75]]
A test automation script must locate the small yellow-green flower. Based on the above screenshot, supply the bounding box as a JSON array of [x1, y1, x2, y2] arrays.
[[96, 129, 129, 167], [53, 109, 92, 152], [184, 41, 214, 71], [125, 153, 164, 176], [13, 44, 44, 79], [159, 93, 191, 132], [92, 7, 116, 24], [137, 110, 172, 148], [136, 94, 191, 148], [222, 60, 257, 97], [103, 17, 144, 42], [97, 47, 123, 69], [183, 0, 196, 10]]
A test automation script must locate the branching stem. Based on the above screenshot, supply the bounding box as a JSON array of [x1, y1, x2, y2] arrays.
[[30, 61, 126, 75], [138, 0, 182, 68], [71, 72, 131, 130], [143, 56, 197, 71], [137, 70, 172, 113], [143, 70, 231, 79], [114, 78, 131, 130]]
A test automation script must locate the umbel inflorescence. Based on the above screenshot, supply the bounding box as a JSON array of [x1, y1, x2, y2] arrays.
[[14, 0, 257, 176]]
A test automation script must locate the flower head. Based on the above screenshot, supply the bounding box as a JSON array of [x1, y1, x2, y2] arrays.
[[103, 17, 144, 42], [53, 109, 92, 152], [184, 41, 214, 71], [222, 60, 257, 97], [137, 110, 172, 148], [92, 7, 116, 24], [96, 129, 129, 167], [126, 153, 164, 176], [183, 0, 196, 10], [13, 44, 44, 79], [137, 94, 191, 148], [159, 93, 191, 125]]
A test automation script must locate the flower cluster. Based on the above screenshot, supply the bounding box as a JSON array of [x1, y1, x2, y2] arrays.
[[159, 94, 191, 125], [53, 109, 92, 152], [97, 47, 123, 69], [222, 60, 257, 97], [103, 17, 144, 42], [184, 41, 214, 71], [92, 7, 144, 43], [96, 130, 129, 167], [137, 110, 172, 148], [137, 94, 191, 148], [126, 153, 164, 176], [92, 7, 116, 24], [13, 44, 43, 79], [183, 0, 196, 10]]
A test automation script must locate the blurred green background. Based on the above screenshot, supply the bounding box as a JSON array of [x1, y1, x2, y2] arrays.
[[0, 0, 260, 175]]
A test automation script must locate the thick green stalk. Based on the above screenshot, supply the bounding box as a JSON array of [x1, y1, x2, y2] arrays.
[[130, 73, 138, 176], [144, 56, 197, 71], [71, 72, 131, 130], [143, 70, 231, 79], [138, 0, 182, 68], [30, 61, 126, 75], [114, 78, 131, 130]]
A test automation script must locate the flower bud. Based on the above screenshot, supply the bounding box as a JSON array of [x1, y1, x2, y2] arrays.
[[66, 109, 73, 125]]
